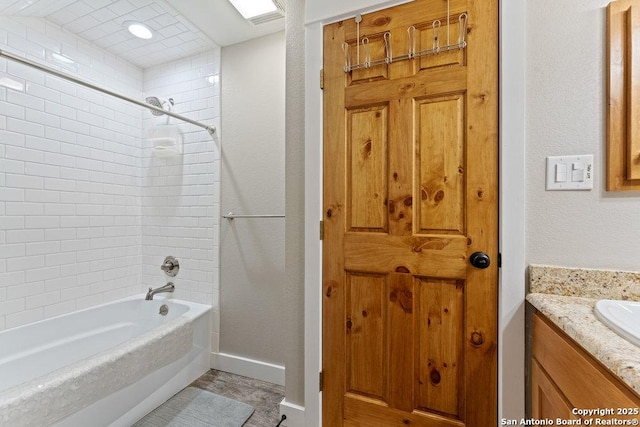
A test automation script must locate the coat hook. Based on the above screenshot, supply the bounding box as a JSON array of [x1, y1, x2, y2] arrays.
[[361, 37, 371, 68], [458, 13, 468, 46], [384, 32, 392, 64], [342, 42, 351, 72], [407, 26, 416, 59], [432, 20, 441, 53], [355, 13, 362, 65]]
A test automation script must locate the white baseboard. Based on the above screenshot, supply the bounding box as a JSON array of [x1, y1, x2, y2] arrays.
[[210, 352, 285, 386], [279, 398, 305, 427]]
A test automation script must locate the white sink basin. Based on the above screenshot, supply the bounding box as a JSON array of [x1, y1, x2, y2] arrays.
[[594, 299, 640, 347]]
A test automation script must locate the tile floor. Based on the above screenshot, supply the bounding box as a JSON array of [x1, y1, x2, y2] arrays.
[[190, 370, 285, 427]]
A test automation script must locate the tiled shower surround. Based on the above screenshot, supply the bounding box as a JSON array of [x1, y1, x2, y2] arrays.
[[0, 17, 221, 335]]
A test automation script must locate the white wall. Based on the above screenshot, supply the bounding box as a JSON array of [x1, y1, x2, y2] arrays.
[[526, 0, 640, 271], [283, 0, 307, 419], [219, 32, 286, 378], [0, 17, 143, 330]]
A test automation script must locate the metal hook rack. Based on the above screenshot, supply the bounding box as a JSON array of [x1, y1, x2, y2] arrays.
[[342, 11, 468, 73]]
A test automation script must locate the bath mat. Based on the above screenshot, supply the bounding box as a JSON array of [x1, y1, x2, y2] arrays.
[[132, 387, 255, 427]]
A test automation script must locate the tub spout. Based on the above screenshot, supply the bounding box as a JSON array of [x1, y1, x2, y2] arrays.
[[145, 283, 175, 300]]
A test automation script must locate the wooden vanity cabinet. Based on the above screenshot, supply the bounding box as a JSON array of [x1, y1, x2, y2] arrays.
[[531, 359, 578, 420], [531, 312, 640, 420]]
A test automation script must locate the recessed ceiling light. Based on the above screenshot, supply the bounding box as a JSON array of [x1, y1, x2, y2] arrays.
[[125, 21, 153, 40], [228, 0, 277, 19]]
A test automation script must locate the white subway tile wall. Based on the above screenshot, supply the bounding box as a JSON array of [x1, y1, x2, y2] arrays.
[[142, 52, 221, 348], [0, 17, 142, 330], [0, 16, 221, 333]]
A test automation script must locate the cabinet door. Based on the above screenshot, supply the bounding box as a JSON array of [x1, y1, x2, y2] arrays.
[[531, 359, 579, 421], [533, 312, 640, 413]]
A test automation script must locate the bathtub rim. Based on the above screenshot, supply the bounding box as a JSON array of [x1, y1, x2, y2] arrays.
[[0, 293, 211, 337]]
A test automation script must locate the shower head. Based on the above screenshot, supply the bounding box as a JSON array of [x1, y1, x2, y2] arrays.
[[145, 96, 174, 116], [146, 96, 165, 116]]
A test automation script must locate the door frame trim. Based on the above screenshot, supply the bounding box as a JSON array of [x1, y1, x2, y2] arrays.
[[303, 0, 526, 424]]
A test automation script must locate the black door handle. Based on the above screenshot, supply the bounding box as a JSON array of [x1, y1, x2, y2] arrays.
[[469, 252, 491, 269]]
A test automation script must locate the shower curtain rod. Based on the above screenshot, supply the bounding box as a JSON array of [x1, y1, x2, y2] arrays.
[[0, 48, 216, 136]]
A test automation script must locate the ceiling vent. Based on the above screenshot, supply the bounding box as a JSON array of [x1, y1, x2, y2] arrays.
[[272, 0, 286, 15], [248, 0, 285, 25]]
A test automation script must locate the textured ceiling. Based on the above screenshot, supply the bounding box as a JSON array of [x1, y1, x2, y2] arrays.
[[0, 0, 285, 69]]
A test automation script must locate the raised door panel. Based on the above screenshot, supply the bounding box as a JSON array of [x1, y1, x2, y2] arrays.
[[347, 105, 389, 232], [346, 273, 386, 400], [416, 278, 464, 417], [416, 93, 466, 235]]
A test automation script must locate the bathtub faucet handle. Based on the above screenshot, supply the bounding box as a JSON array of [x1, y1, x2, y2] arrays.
[[160, 256, 179, 277]]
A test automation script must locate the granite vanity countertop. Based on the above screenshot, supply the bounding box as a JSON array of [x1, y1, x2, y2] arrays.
[[527, 292, 640, 395]]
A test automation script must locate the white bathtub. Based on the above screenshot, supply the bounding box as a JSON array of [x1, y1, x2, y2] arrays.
[[0, 295, 211, 427]]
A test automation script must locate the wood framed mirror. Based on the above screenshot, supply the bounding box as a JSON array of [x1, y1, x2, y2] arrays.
[[608, 0, 640, 191]]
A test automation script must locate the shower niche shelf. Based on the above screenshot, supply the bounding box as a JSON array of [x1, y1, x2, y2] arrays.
[[145, 125, 183, 157]]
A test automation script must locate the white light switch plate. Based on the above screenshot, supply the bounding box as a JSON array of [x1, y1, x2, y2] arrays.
[[545, 154, 594, 190]]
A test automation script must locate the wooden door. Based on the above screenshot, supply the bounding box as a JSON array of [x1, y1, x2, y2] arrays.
[[322, 0, 498, 426]]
